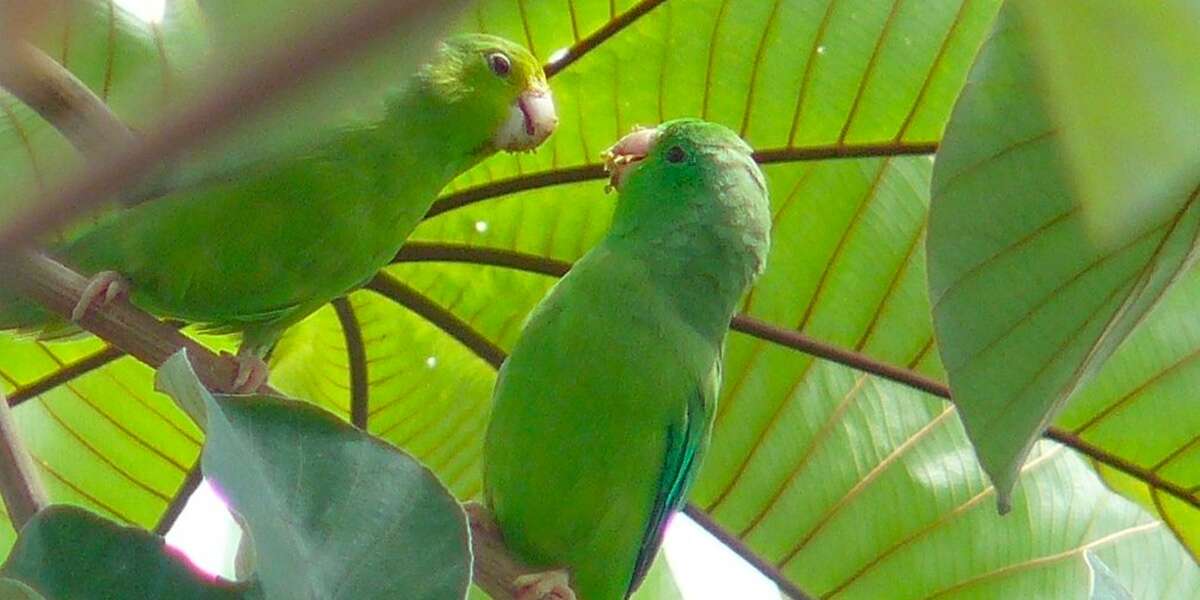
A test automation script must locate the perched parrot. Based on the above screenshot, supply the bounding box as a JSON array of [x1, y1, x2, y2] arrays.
[[483, 119, 771, 600], [0, 33, 556, 391]]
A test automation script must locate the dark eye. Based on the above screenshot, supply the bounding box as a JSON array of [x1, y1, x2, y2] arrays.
[[666, 146, 687, 163], [488, 53, 511, 77]]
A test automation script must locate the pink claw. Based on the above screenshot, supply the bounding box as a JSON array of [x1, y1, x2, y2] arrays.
[[71, 271, 129, 322], [221, 350, 270, 394], [514, 570, 575, 600]]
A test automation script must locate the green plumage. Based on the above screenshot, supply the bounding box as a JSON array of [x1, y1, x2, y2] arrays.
[[484, 119, 771, 600], [0, 34, 550, 354]]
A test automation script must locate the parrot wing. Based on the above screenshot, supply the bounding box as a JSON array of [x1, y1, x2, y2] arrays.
[[627, 361, 719, 595]]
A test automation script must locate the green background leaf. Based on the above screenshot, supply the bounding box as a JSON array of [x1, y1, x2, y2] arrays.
[[0, 1, 1197, 598]]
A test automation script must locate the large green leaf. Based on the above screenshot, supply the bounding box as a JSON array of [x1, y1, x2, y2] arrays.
[[1, 2, 1198, 599], [927, 3, 1200, 511], [1015, 0, 1200, 242], [156, 353, 473, 600], [1, 505, 246, 599]]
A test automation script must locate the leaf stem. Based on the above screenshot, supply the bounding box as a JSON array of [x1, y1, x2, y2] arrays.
[[0, 387, 47, 529], [331, 297, 370, 430], [154, 463, 203, 535]]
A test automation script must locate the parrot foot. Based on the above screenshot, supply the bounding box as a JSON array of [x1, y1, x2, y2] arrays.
[[71, 271, 129, 322], [514, 570, 575, 600], [221, 350, 269, 394]]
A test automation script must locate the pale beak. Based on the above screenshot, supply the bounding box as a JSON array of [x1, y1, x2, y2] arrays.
[[494, 86, 558, 152], [602, 126, 659, 191]]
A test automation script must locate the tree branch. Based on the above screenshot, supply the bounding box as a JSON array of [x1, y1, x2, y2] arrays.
[[424, 142, 939, 221], [0, 251, 264, 394], [0, 42, 136, 156], [0, 387, 48, 529], [365, 273, 506, 370], [683, 506, 813, 600], [0, 0, 463, 254], [390, 242, 1200, 511]]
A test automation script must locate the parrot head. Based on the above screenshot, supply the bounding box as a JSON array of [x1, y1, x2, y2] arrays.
[[421, 34, 558, 155], [603, 119, 772, 279]]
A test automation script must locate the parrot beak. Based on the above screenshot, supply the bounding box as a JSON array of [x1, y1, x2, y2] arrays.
[[494, 85, 558, 152], [603, 126, 659, 192]]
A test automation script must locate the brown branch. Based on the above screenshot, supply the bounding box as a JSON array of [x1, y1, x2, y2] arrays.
[[0, 42, 136, 156], [542, 0, 668, 78], [0, 0, 465, 254], [424, 142, 939, 221], [331, 297, 369, 430], [0, 251, 265, 394], [465, 502, 556, 600], [154, 462, 202, 535], [390, 242, 1200, 511], [365, 273, 506, 370], [0, 387, 48, 528], [683, 506, 813, 600]]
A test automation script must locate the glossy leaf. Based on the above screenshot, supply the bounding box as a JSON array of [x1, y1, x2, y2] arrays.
[[157, 352, 473, 600], [927, 5, 1200, 510], [0, 2, 1196, 599], [0, 505, 246, 599], [0, 578, 43, 600], [1014, 0, 1200, 241]]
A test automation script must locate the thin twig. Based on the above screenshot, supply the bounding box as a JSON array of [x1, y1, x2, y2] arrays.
[[542, 0, 668, 78], [365, 273, 506, 369], [0, 0, 463, 254], [683, 506, 813, 600], [154, 462, 203, 535], [331, 297, 369, 430], [0, 388, 48, 529]]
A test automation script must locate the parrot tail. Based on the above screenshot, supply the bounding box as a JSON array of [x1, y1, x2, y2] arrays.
[[0, 291, 81, 341]]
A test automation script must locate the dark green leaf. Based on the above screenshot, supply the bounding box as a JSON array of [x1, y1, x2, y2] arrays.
[[0, 505, 245, 600], [156, 353, 473, 600]]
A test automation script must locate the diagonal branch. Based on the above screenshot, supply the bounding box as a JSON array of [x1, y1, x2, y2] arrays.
[[154, 462, 202, 535], [0, 251, 263, 394], [542, 0, 668, 78], [365, 273, 506, 369], [332, 297, 370, 430], [0, 0, 464, 253], [683, 506, 813, 600], [425, 141, 939, 220], [0, 42, 136, 156], [391, 242, 1200, 511]]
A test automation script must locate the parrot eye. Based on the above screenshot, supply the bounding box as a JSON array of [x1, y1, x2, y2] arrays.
[[487, 53, 512, 77], [666, 146, 687, 163]]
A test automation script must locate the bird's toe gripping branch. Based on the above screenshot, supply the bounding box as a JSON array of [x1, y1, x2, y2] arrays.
[[71, 271, 129, 322], [463, 502, 580, 600], [514, 570, 576, 600]]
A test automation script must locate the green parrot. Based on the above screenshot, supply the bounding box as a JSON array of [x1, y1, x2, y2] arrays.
[[0, 33, 556, 391], [483, 119, 771, 600]]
